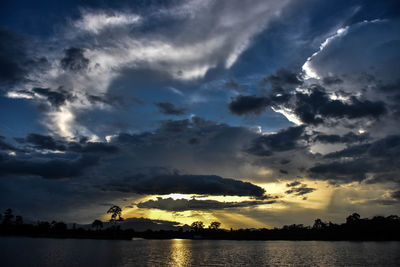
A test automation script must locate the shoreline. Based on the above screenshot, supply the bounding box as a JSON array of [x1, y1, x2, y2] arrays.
[[2, 233, 400, 242]]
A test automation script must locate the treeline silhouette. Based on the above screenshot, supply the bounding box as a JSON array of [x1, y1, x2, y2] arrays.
[[1, 207, 400, 241]]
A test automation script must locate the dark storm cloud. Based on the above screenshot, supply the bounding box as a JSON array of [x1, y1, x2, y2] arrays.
[[93, 116, 266, 191], [280, 159, 291, 165], [115, 132, 152, 144], [314, 134, 341, 143], [368, 135, 400, 158], [374, 80, 400, 93], [310, 160, 398, 183], [227, 89, 291, 116], [392, 191, 400, 200], [109, 115, 258, 180], [155, 101, 187, 115], [230, 74, 386, 125], [314, 132, 369, 144], [228, 69, 301, 116], [324, 135, 400, 159], [32, 87, 74, 107], [310, 135, 400, 183], [324, 144, 371, 159], [309, 159, 373, 182], [294, 87, 386, 124], [16, 133, 119, 154], [0, 154, 99, 179], [60, 47, 89, 72], [261, 69, 303, 88], [228, 95, 269, 115], [0, 30, 26, 88], [286, 181, 301, 187], [188, 138, 199, 145], [0, 136, 19, 151], [68, 142, 119, 154], [105, 173, 266, 197], [285, 181, 316, 196], [322, 76, 343, 85], [22, 133, 66, 151], [87, 94, 113, 105], [160, 119, 191, 132], [246, 126, 305, 157], [361, 198, 399, 206], [0, 29, 48, 91], [136, 197, 276, 212], [116, 116, 254, 146]]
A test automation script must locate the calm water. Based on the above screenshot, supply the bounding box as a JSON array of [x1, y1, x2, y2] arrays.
[[1, 237, 399, 267]]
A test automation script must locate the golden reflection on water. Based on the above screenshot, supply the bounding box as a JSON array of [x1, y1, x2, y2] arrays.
[[168, 239, 192, 267]]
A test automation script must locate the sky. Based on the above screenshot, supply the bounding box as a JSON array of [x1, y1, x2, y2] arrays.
[[0, 0, 399, 229]]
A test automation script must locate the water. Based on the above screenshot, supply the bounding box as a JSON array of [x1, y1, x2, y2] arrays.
[[1, 237, 399, 267]]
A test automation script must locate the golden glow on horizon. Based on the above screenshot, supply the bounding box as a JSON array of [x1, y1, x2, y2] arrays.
[[214, 212, 271, 229], [107, 180, 329, 228], [101, 180, 398, 229]]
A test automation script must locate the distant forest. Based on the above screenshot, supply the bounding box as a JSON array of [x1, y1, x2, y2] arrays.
[[1, 206, 400, 241]]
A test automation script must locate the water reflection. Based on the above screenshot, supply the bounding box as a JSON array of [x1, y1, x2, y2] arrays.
[[169, 239, 192, 267], [1, 237, 400, 267]]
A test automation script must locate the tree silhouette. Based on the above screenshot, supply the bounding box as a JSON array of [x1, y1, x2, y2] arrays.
[[191, 221, 204, 231], [313, 219, 327, 229], [209, 221, 221, 230], [52, 221, 67, 233], [92, 219, 103, 230], [1, 210, 400, 241], [387, 215, 399, 220], [346, 213, 361, 224], [107, 205, 123, 223], [15, 215, 23, 225], [2, 208, 14, 225], [37, 221, 51, 232]]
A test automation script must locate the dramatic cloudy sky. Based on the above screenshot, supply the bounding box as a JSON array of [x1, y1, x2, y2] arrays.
[[1, 0, 399, 228]]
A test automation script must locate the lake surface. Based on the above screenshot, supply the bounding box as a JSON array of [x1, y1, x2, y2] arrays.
[[1, 237, 399, 267]]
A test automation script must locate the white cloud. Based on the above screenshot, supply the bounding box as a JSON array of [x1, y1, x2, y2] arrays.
[[8, 0, 292, 138], [73, 10, 141, 34], [279, 19, 400, 129], [302, 19, 399, 84], [167, 87, 184, 96], [301, 26, 349, 79]]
